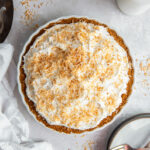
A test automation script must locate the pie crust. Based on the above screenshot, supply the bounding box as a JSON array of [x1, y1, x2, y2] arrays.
[[18, 17, 134, 134]]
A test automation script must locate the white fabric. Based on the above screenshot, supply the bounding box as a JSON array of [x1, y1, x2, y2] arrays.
[[0, 44, 53, 150]]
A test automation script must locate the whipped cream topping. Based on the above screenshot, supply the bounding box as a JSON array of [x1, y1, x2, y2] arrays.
[[24, 22, 131, 130]]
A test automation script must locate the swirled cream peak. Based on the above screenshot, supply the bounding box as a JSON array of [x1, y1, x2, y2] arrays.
[[24, 22, 130, 130]]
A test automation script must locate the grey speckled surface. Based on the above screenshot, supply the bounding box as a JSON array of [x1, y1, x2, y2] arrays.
[[6, 0, 150, 149]]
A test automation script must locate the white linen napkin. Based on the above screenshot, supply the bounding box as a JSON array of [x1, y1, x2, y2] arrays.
[[0, 44, 53, 150]]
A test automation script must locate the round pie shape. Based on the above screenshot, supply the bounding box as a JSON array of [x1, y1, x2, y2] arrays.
[[18, 17, 134, 134]]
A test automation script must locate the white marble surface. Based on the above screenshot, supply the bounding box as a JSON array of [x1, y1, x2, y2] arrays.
[[6, 0, 150, 149]]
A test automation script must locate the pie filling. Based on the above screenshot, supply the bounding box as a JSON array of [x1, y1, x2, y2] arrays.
[[23, 22, 130, 130]]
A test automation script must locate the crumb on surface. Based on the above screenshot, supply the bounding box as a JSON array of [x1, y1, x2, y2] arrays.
[[139, 58, 150, 76], [19, 0, 49, 27], [81, 134, 86, 138]]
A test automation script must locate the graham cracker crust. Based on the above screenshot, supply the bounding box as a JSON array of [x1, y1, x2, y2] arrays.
[[19, 17, 134, 134]]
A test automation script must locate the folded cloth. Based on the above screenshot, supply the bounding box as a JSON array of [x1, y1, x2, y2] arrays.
[[0, 44, 53, 150]]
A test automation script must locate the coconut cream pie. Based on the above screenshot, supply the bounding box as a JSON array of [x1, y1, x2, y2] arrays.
[[19, 17, 134, 133]]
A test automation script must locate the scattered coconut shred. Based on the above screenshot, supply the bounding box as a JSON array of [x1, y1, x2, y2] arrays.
[[83, 140, 95, 150], [139, 58, 150, 76], [19, 0, 48, 27], [138, 58, 150, 92]]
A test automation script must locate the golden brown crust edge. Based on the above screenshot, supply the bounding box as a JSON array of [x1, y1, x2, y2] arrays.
[[19, 17, 134, 134]]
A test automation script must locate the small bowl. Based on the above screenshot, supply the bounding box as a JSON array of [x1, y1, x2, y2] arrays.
[[107, 113, 150, 150]]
